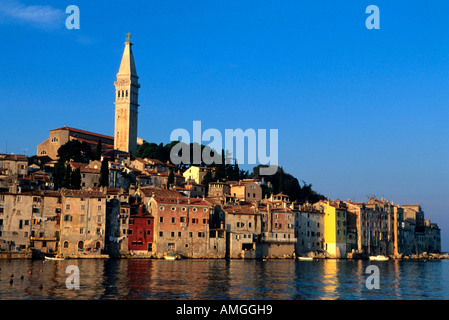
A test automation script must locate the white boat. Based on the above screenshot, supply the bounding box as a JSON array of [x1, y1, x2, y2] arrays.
[[45, 255, 65, 261], [164, 253, 180, 260], [297, 257, 314, 261], [369, 255, 389, 261]]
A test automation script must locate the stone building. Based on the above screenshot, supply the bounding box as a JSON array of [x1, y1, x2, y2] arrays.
[[103, 187, 130, 257], [148, 196, 222, 258], [208, 181, 231, 197], [294, 205, 325, 255], [59, 189, 107, 257], [230, 181, 262, 202], [37, 126, 114, 161], [221, 203, 261, 259], [259, 202, 296, 258], [0, 154, 28, 178]]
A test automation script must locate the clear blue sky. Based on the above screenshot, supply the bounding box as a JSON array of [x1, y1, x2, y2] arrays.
[[0, 1, 448, 249]]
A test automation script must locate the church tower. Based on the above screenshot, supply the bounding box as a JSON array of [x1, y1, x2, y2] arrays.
[[114, 32, 140, 155]]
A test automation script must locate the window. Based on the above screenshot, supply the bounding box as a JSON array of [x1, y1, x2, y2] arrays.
[[81, 205, 86, 211], [128, 229, 133, 235], [192, 207, 197, 212], [64, 215, 72, 222], [159, 231, 163, 237], [159, 206, 165, 211], [198, 232, 205, 238], [171, 217, 175, 223], [51, 137, 58, 142], [171, 207, 176, 211], [80, 228, 84, 235], [66, 204, 70, 210], [146, 230, 151, 235], [147, 219, 151, 225], [159, 217, 164, 223], [64, 241, 69, 248]]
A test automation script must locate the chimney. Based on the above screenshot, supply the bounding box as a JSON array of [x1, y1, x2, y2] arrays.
[[188, 197, 191, 204], [139, 205, 144, 216]]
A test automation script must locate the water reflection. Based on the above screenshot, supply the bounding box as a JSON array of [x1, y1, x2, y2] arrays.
[[0, 259, 448, 300]]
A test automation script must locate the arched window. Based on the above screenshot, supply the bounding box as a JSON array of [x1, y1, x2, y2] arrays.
[[40, 150, 47, 155], [117, 91, 120, 98], [63, 241, 69, 248], [95, 242, 101, 249], [78, 241, 84, 249], [51, 137, 58, 143]]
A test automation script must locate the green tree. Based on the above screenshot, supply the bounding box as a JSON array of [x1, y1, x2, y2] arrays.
[[53, 161, 66, 190], [63, 165, 72, 189], [57, 140, 93, 163], [167, 169, 175, 189], [95, 139, 102, 161], [70, 168, 82, 190], [201, 169, 213, 196], [100, 157, 109, 187]]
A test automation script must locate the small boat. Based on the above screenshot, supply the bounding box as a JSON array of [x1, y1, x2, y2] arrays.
[[297, 257, 314, 261], [369, 255, 389, 261], [45, 255, 65, 261], [164, 253, 180, 260]]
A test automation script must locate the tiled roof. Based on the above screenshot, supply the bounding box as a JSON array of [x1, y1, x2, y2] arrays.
[[51, 126, 114, 142], [61, 189, 106, 198], [153, 196, 211, 206], [139, 186, 185, 198]]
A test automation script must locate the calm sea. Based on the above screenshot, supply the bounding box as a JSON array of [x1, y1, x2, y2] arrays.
[[0, 258, 448, 300]]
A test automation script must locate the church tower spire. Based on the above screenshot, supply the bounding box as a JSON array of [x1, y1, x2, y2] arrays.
[[114, 32, 140, 155]]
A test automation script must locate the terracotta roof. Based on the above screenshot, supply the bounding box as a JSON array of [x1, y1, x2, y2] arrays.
[[139, 186, 185, 198], [61, 189, 105, 198], [80, 167, 100, 174], [223, 204, 257, 215], [51, 126, 114, 142], [0, 154, 28, 161], [153, 196, 211, 206]]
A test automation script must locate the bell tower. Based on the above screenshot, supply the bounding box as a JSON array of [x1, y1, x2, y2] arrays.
[[114, 32, 140, 155]]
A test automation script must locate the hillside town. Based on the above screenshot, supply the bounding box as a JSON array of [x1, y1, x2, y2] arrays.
[[0, 151, 442, 260], [0, 35, 442, 260]]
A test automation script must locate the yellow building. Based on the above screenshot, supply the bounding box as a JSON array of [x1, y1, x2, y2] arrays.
[[182, 166, 210, 185], [315, 200, 347, 258]]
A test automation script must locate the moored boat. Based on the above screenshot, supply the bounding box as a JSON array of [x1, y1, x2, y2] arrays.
[[164, 253, 181, 260], [369, 255, 389, 261], [297, 257, 314, 261], [44, 255, 65, 261]]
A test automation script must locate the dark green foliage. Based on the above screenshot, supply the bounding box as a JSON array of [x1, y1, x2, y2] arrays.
[[57, 140, 93, 163], [167, 169, 175, 189], [100, 157, 109, 187], [95, 139, 102, 161], [251, 165, 326, 204], [70, 168, 82, 190], [201, 169, 214, 195]]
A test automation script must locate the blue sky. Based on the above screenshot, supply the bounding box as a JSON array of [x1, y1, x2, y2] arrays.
[[0, 1, 448, 249]]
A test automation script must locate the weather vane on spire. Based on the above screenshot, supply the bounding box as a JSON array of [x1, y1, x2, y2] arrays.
[[125, 32, 132, 43]]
